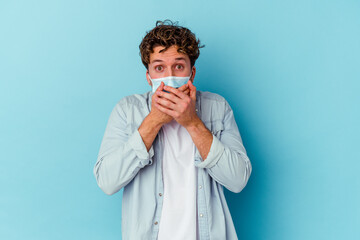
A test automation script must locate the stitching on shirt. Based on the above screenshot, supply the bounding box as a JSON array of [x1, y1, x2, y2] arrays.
[[202, 171, 211, 239]]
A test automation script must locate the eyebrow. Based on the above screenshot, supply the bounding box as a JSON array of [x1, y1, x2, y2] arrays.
[[174, 57, 186, 61], [151, 57, 187, 64]]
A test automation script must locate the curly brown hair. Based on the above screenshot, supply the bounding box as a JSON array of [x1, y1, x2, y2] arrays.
[[139, 19, 205, 69]]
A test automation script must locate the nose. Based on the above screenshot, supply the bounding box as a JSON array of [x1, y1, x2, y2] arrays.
[[164, 68, 174, 77]]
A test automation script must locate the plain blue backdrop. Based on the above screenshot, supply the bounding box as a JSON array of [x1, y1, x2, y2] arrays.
[[1, 0, 359, 239]]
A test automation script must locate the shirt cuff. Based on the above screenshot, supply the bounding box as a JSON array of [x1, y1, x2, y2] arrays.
[[194, 134, 225, 169], [128, 129, 154, 166]]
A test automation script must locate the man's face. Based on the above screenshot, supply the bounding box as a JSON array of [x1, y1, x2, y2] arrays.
[[146, 45, 196, 87]]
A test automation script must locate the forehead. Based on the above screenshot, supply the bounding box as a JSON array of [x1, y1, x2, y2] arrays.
[[149, 45, 190, 64]]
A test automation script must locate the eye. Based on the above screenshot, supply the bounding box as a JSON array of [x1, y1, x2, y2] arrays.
[[155, 65, 163, 71], [175, 64, 184, 70]]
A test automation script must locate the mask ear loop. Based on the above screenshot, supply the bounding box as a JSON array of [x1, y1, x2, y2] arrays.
[[147, 71, 153, 81], [147, 71, 156, 92]]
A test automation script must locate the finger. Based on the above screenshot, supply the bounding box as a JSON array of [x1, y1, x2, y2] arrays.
[[183, 89, 190, 96], [180, 86, 190, 96], [154, 102, 177, 118], [156, 90, 180, 104], [155, 95, 176, 110], [163, 85, 187, 99], [177, 83, 189, 92], [188, 80, 197, 100], [154, 93, 175, 108], [155, 82, 168, 100], [155, 81, 165, 93]]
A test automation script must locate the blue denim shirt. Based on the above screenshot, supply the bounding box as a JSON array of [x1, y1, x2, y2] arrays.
[[94, 90, 252, 240]]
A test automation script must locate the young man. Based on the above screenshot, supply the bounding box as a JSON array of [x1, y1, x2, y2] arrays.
[[94, 20, 252, 240]]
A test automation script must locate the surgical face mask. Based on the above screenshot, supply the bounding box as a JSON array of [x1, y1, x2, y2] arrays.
[[148, 72, 192, 93]]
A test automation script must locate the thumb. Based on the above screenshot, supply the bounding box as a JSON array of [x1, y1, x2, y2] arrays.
[[157, 81, 164, 91]]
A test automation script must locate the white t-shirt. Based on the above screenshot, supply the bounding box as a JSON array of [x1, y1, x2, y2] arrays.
[[157, 120, 199, 240]]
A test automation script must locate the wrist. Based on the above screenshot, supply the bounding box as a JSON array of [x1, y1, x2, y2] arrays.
[[146, 112, 164, 130], [185, 116, 203, 131]]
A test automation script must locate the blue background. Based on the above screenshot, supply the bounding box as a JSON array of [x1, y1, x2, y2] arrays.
[[1, 0, 359, 239]]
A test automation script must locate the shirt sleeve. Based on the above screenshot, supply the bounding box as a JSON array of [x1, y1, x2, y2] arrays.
[[194, 100, 252, 193], [93, 101, 154, 195], [194, 134, 225, 169]]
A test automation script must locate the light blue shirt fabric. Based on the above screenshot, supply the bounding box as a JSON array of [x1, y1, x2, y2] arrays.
[[93, 90, 252, 240]]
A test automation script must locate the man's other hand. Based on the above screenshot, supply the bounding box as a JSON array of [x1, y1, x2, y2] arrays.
[[154, 80, 199, 128], [149, 82, 173, 125]]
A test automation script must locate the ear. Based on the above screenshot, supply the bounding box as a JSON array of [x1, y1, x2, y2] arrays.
[[190, 66, 196, 83], [146, 70, 152, 86]]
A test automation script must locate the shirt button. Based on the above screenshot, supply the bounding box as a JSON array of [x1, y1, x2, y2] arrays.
[[199, 185, 202, 189], [159, 193, 162, 196], [154, 221, 158, 225], [200, 213, 203, 217]]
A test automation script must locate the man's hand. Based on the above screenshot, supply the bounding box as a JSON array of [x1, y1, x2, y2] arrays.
[[154, 80, 199, 128], [138, 82, 190, 152], [154, 81, 213, 160], [149, 82, 173, 125]]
